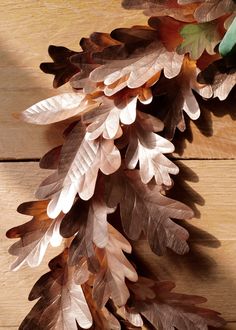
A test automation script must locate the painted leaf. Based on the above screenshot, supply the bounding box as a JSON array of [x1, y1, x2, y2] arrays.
[[19, 251, 93, 330], [219, 16, 236, 56], [152, 56, 212, 139], [125, 111, 179, 185], [90, 28, 184, 92], [177, 21, 222, 60], [122, 0, 198, 22], [6, 200, 63, 271], [36, 122, 121, 218], [40, 45, 79, 88], [106, 170, 193, 256], [197, 54, 236, 100], [128, 278, 226, 330], [20, 92, 98, 125], [93, 225, 138, 308]]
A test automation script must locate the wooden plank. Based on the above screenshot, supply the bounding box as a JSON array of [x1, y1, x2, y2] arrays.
[[0, 161, 236, 326], [0, 1, 236, 160]]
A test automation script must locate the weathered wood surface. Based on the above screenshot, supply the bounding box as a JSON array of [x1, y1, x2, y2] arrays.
[[0, 1, 235, 159], [1, 161, 236, 328]]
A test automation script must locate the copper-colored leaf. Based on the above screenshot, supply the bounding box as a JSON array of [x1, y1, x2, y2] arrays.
[[90, 27, 184, 92], [128, 278, 226, 329], [197, 54, 236, 100], [6, 200, 63, 271], [20, 92, 98, 125], [20, 251, 93, 330], [106, 170, 193, 255], [93, 225, 138, 308], [36, 122, 121, 218], [122, 0, 198, 22], [125, 111, 179, 185], [153, 56, 212, 139], [40, 45, 79, 88]]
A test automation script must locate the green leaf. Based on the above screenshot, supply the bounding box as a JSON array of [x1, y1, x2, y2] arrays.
[[177, 22, 221, 60], [219, 17, 236, 57]]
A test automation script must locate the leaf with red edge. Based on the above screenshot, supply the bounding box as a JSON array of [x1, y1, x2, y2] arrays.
[[6, 200, 63, 271]]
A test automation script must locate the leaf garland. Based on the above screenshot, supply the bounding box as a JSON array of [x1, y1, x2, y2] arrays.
[[6, 0, 234, 329]]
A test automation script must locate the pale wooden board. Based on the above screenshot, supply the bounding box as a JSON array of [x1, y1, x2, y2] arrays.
[[0, 1, 236, 159], [0, 161, 236, 327]]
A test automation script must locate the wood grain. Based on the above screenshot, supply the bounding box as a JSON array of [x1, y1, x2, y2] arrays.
[[0, 1, 235, 159], [0, 161, 236, 327]]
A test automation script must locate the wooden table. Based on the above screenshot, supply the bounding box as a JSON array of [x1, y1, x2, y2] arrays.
[[0, 1, 235, 329]]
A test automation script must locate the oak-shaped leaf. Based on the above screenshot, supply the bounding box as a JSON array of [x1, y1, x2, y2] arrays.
[[106, 170, 193, 256], [36, 122, 121, 218], [178, 0, 236, 23], [122, 0, 197, 22], [93, 225, 138, 308], [19, 250, 93, 330], [128, 277, 226, 329], [153, 56, 212, 139], [70, 32, 120, 93], [90, 26, 184, 93], [219, 16, 236, 57], [197, 54, 236, 100], [82, 283, 121, 330], [40, 45, 80, 88], [60, 196, 114, 273], [20, 92, 98, 125], [177, 21, 222, 60], [125, 111, 179, 185], [6, 200, 63, 271]]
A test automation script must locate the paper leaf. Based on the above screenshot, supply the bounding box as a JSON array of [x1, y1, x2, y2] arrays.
[[177, 22, 222, 60], [36, 122, 121, 218], [6, 200, 63, 271], [153, 56, 212, 139], [40, 45, 79, 88], [90, 33, 184, 92], [20, 92, 97, 125], [128, 278, 226, 330], [125, 112, 179, 185], [219, 16, 236, 56], [197, 54, 236, 100], [93, 225, 138, 308], [106, 170, 193, 256], [20, 251, 93, 330], [192, 0, 236, 23]]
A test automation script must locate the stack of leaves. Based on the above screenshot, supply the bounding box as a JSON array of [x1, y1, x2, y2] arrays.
[[7, 0, 236, 329]]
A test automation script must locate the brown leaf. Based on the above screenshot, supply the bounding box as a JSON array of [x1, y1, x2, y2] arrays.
[[40, 45, 79, 88], [106, 170, 193, 256], [93, 225, 138, 308], [128, 277, 226, 330], [122, 0, 198, 22], [152, 56, 212, 139], [197, 54, 236, 100], [20, 251, 93, 330], [125, 111, 179, 185], [6, 200, 63, 271], [90, 26, 184, 93], [36, 122, 121, 218]]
